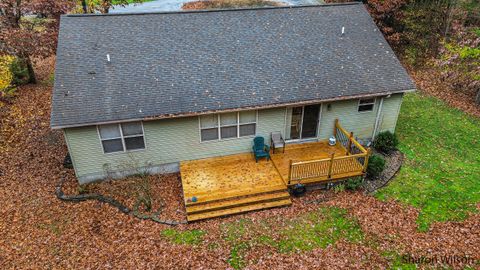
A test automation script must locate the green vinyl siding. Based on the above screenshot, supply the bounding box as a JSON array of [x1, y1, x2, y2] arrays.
[[65, 108, 285, 181], [64, 95, 404, 183], [318, 99, 377, 139], [379, 93, 403, 133], [318, 93, 404, 140]]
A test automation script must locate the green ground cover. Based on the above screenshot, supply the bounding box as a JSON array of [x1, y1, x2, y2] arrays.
[[376, 93, 480, 231]]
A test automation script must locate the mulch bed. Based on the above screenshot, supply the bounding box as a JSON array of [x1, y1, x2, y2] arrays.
[[0, 59, 479, 269], [363, 150, 404, 193]]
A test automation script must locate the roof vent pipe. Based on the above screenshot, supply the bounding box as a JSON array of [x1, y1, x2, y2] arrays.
[[341, 27, 345, 36], [106, 54, 111, 62]]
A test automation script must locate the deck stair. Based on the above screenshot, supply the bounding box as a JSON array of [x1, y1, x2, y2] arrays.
[[185, 187, 291, 222]]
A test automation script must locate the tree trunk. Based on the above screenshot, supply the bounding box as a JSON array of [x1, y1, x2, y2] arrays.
[[444, 0, 457, 39], [476, 90, 480, 106], [25, 57, 37, 84], [82, 0, 88, 13]]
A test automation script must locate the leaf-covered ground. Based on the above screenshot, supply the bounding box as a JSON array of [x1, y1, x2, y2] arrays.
[[0, 61, 479, 269]]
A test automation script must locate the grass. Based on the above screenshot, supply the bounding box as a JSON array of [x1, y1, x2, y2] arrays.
[[275, 207, 363, 252], [382, 251, 418, 270], [376, 93, 480, 231], [221, 207, 363, 269], [161, 228, 205, 245]]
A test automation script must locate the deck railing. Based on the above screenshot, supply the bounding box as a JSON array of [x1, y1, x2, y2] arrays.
[[288, 120, 371, 185]]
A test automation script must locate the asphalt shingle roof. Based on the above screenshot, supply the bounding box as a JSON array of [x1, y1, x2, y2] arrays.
[[51, 3, 416, 128]]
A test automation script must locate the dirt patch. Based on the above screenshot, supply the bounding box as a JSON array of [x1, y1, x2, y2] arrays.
[[182, 0, 285, 10]]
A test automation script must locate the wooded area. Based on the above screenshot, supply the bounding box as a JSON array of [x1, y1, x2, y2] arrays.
[[1, 0, 479, 109], [0, 1, 479, 269]]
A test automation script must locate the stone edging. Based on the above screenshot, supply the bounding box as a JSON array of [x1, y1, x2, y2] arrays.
[[55, 177, 187, 225], [364, 150, 405, 194]]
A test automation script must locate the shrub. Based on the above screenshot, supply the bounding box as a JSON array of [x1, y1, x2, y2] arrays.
[[367, 154, 386, 178], [333, 183, 345, 193], [0, 56, 14, 93], [9, 58, 30, 86], [473, 27, 480, 37], [374, 131, 399, 153], [345, 177, 364, 191], [0, 56, 29, 97]]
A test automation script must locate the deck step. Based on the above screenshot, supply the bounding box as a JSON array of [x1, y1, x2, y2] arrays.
[[187, 198, 292, 222], [186, 191, 291, 214], [184, 184, 288, 206]]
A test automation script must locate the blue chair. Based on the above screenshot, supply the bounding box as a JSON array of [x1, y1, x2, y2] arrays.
[[252, 136, 270, 162]]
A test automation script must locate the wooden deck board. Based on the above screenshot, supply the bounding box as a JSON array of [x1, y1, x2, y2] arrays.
[[270, 141, 349, 182], [187, 198, 292, 222], [180, 153, 287, 204], [180, 140, 364, 221], [186, 191, 290, 214]]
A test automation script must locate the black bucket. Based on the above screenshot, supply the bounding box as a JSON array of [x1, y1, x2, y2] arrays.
[[291, 183, 307, 197]]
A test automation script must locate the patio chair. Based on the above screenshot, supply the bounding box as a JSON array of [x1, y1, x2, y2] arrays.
[[271, 131, 285, 153], [252, 136, 270, 162]]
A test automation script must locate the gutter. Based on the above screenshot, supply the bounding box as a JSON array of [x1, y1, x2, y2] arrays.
[[51, 89, 416, 130], [372, 96, 385, 139]]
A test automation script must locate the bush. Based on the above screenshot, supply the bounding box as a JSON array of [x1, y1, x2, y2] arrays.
[[333, 183, 345, 193], [374, 131, 399, 153], [367, 154, 386, 178], [345, 177, 364, 191], [0, 56, 29, 97], [0, 56, 14, 93], [9, 58, 30, 86]]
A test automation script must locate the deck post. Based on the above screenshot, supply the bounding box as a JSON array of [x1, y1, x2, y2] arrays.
[[333, 119, 338, 137], [363, 148, 372, 173], [288, 160, 293, 185], [327, 153, 335, 179], [346, 132, 353, 155]]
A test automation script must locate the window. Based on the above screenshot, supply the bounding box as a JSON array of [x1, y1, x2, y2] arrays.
[[199, 111, 257, 142], [239, 111, 256, 137], [220, 112, 238, 139], [358, 98, 375, 112], [199, 114, 219, 141], [98, 122, 145, 153]]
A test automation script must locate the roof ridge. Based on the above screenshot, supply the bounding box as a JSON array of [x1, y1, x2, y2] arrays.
[[64, 2, 363, 18]]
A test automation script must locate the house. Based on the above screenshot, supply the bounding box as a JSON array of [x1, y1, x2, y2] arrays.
[[51, 3, 415, 220]]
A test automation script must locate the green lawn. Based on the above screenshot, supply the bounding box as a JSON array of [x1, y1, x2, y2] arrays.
[[376, 93, 480, 231], [161, 228, 206, 245], [221, 207, 363, 269]]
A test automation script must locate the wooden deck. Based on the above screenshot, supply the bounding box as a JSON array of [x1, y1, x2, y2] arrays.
[[179, 121, 368, 221], [180, 153, 291, 221], [270, 141, 347, 182], [270, 141, 365, 185]]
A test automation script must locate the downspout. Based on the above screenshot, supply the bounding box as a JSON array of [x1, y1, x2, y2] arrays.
[[372, 97, 384, 140], [63, 129, 80, 178]]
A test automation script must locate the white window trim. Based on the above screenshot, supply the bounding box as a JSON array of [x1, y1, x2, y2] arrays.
[[357, 98, 376, 113], [286, 104, 322, 141], [199, 111, 258, 142], [97, 122, 146, 154]]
